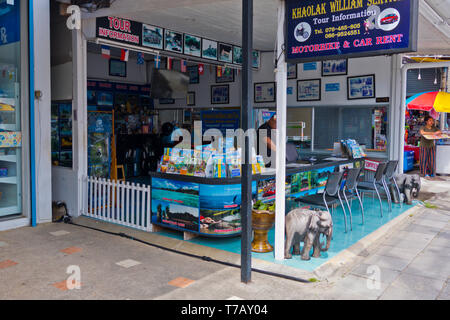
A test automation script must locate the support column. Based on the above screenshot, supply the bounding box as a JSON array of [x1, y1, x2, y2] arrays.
[[274, 0, 287, 261], [241, 0, 253, 283], [73, 28, 88, 215]]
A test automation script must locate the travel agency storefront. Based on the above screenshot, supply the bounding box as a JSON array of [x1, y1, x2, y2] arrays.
[[52, 0, 448, 277], [0, 0, 52, 231]]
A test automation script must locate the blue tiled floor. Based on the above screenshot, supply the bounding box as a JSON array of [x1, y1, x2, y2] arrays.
[[155, 198, 415, 272]]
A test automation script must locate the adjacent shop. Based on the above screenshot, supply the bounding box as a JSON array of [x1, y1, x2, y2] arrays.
[[0, 0, 52, 230]]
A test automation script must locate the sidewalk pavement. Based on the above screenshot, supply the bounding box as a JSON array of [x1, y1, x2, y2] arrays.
[[0, 177, 449, 300]]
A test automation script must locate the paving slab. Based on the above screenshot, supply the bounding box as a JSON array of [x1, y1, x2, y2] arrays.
[[379, 273, 446, 300], [402, 252, 450, 281]]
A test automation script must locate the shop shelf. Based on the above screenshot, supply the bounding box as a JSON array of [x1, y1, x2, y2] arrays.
[[0, 124, 17, 131], [0, 204, 20, 216], [0, 176, 17, 184], [0, 155, 17, 162]]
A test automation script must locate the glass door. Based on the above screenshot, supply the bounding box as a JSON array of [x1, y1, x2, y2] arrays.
[[0, 0, 23, 217]]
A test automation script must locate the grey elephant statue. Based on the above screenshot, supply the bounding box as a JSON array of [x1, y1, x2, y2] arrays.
[[391, 174, 421, 205], [284, 209, 333, 260]]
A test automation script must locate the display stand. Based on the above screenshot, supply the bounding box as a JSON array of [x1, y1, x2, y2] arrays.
[[149, 158, 364, 238]]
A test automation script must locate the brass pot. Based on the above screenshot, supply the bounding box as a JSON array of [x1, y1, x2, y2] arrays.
[[251, 209, 275, 253]]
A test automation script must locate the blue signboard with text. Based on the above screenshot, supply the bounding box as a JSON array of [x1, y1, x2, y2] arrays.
[[0, 0, 20, 46], [285, 0, 418, 63]]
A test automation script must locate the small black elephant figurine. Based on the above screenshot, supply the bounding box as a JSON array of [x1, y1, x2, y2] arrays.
[[285, 209, 333, 261], [391, 174, 421, 205]]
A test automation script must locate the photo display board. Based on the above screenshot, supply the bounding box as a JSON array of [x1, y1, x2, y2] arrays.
[[96, 16, 254, 67], [285, 0, 418, 63]]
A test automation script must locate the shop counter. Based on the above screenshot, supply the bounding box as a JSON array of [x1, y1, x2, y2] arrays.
[[148, 158, 364, 237]]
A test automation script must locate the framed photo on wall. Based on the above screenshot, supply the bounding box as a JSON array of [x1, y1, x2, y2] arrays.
[[184, 34, 202, 57], [187, 65, 199, 84], [202, 38, 218, 60], [187, 92, 195, 106], [252, 50, 260, 69], [233, 46, 243, 65], [297, 79, 321, 102], [218, 43, 233, 63], [142, 24, 164, 50], [347, 74, 376, 100], [164, 29, 183, 53], [211, 84, 229, 104], [216, 67, 234, 83], [287, 63, 297, 79], [109, 59, 127, 77], [254, 82, 276, 103], [322, 59, 348, 77]]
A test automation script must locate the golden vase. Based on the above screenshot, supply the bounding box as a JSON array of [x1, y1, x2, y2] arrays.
[[251, 209, 275, 253]]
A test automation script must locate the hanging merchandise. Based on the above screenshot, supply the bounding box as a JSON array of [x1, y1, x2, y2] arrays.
[[87, 111, 114, 179], [216, 66, 222, 78]]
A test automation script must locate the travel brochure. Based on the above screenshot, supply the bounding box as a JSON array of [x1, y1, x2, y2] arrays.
[[157, 141, 266, 178]]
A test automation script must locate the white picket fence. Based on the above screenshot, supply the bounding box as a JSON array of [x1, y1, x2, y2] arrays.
[[81, 176, 152, 232]]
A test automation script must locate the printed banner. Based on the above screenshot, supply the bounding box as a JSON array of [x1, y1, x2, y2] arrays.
[[285, 0, 418, 62]]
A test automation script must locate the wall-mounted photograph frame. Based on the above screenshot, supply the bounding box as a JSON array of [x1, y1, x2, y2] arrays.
[[287, 63, 297, 79], [187, 65, 199, 84], [233, 46, 243, 65], [322, 59, 348, 77], [254, 82, 276, 103], [347, 74, 376, 100], [109, 59, 127, 77], [297, 79, 321, 102], [184, 33, 202, 57], [252, 50, 260, 69], [211, 84, 230, 104], [202, 38, 218, 60], [142, 24, 164, 50], [164, 29, 183, 53], [218, 43, 233, 63], [216, 67, 234, 83], [187, 92, 195, 106]]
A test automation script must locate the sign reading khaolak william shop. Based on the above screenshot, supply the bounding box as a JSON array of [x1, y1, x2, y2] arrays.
[[285, 0, 419, 63]]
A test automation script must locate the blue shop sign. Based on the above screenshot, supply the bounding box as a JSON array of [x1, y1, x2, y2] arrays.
[[200, 110, 240, 136], [285, 0, 418, 62], [0, 0, 20, 46]]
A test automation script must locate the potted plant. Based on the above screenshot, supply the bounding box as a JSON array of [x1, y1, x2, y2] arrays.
[[251, 200, 275, 253]]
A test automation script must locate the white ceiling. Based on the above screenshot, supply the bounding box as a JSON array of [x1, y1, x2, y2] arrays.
[[81, 0, 450, 55]]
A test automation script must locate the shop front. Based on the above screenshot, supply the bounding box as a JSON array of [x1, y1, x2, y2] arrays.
[[0, 0, 52, 230], [56, 0, 449, 280]]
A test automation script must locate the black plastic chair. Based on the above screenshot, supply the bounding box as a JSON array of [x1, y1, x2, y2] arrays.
[[295, 171, 350, 233], [340, 167, 365, 227], [357, 162, 388, 217], [383, 160, 401, 204]]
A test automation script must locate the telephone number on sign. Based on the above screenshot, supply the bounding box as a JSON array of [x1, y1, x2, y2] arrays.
[[325, 30, 360, 38], [325, 24, 361, 32]]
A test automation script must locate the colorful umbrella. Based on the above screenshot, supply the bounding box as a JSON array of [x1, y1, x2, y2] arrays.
[[406, 91, 450, 113]]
